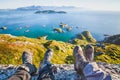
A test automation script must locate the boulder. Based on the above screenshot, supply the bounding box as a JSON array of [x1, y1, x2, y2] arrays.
[[76, 31, 96, 43], [0, 26, 7, 30], [82, 31, 96, 42], [0, 62, 120, 80], [53, 28, 64, 33]]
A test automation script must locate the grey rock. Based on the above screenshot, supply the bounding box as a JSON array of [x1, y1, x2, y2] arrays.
[[0, 63, 120, 80]]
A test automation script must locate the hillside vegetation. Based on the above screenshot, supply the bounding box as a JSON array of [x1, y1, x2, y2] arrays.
[[0, 33, 120, 67], [0, 34, 74, 67]]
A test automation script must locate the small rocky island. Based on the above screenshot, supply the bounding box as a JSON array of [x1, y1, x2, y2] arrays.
[[35, 10, 67, 14]]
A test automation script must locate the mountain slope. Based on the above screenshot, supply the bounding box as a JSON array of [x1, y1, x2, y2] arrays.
[[0, 34, 120, 67], [104, 34, 120, 45]]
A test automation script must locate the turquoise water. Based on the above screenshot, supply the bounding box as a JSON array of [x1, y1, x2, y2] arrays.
[[0, 10, 120, 42]]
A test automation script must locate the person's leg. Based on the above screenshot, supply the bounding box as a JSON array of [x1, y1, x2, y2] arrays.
[[83, 62, 112, 80], [38, 49, 57, 80], [73, 45, 112, 80], [104, 74, 112, 80], [8, 51, 37, 80], [8, 70, 30, 80], [84, 44, 94, 62], [83, 45, 112, 80], [40, 49, 53, 69]]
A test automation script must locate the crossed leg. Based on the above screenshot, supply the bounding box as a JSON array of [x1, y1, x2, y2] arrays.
[[73, 44, 112, 80], [8, 49, 54, 80]]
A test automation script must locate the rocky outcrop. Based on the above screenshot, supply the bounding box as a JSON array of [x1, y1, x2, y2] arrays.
[[77, 31, 96, 42], [0, 26, 7, 30], [55, 63, 120, 80], [104, 34, 120, 45], [0, 62, 120, 80], [53, 28, 64, 33], [70, 31, 96, 44]]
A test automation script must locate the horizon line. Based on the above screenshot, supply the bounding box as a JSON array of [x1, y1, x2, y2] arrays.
[[0, 5, 120, 12]]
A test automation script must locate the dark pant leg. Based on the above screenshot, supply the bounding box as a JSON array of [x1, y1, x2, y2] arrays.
[[8, 70, 31, 80], [104, 74, 112, 80]]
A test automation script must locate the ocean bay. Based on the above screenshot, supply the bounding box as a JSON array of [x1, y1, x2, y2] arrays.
[[0, 10, 120, 41]]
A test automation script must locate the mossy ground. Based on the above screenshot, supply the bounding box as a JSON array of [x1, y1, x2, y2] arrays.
[[0, 34, 119, 67], [94, 44, 120, 64], [0, 34, 74, 67]]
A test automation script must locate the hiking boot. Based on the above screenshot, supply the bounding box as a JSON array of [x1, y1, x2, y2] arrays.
[[73, 46, 88, 71], [44, 49, 53, 62], [22, 51, 32, 64], [73, 46, 88, 80], [38, 49, 56, 80], [84, 44, 94, 62], [40, 49, 53, 68], [17, 51, 37, 75]]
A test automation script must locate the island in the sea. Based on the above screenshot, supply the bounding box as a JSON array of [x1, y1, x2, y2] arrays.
[[35, 10, 67, 14]]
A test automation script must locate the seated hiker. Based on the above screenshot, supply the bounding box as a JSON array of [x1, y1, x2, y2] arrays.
[[8, 49, 56, 80], [73, 44, 112, 80]]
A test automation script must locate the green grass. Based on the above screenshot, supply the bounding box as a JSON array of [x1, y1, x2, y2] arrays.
[[0, 34, 74, 67], [95, 44, 120, 64], [0, 34, 120, 67]]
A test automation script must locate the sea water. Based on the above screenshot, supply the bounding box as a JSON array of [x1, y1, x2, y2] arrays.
[[0, 10, 120, 42]]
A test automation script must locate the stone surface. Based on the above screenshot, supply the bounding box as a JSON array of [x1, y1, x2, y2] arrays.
[[0, 62, 120, 80]]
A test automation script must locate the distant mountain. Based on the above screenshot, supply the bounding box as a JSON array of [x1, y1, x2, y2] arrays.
[[0, 5, 84, 11], [104, 34, 120, 45], [16, 5, 81, 11], [16, 5, 42, 11], [41, 6, 76, 10]]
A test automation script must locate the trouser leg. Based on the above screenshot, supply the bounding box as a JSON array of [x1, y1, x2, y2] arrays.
[[8, 70, 31, 80]]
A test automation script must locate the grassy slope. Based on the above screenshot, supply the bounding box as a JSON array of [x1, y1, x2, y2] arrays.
[[0, 34, 120, 67], [95, 44, 120, 64], [0, 34, 74, 67]]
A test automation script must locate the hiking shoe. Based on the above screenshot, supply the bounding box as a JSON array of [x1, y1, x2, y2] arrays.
[[73, 46, 88, 80], [84, 44, 94, 62], [44, 49, 53, 62], [38, 49, 56, 80], [40, 49, 53, 68], [22, 51, 32, 64], [17, 51, 37, 75], [73, 46, 87, 71]]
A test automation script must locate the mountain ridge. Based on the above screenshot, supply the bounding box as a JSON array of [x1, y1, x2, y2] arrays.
[[0, 5, 84, 11]]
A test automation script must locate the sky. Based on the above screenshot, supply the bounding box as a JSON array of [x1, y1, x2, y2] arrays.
[[0, 0, 120, 11]]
